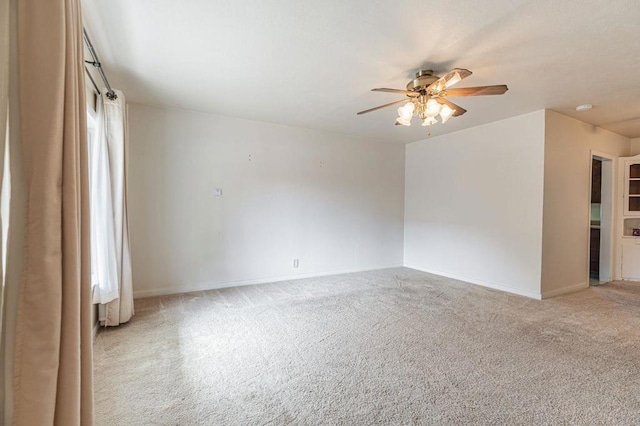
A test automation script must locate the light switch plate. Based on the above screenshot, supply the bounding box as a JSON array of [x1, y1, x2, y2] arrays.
[[214, 188, 223, 197]]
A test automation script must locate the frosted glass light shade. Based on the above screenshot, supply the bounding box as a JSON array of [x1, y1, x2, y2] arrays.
[[439, 104, 454, 123], [396, 116, 411, 126], [425, 99, 442, 117], [422, 116, 437, 126], [401, 102, 415, 117]]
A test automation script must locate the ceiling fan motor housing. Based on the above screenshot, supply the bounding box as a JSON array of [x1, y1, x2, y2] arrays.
[[406, 70, 439, 92]]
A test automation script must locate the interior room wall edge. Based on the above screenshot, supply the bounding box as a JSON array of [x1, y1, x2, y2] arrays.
[[404, 264, 543, 299], [133, 264, 404, 299], [541, 110, 630, 294]]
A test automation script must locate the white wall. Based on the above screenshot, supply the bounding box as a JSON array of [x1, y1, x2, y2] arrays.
[[541, 110, 629, 296], [128, 104, 405, 298], [631, 138, 640, 155], [404, 111, 546, 298]]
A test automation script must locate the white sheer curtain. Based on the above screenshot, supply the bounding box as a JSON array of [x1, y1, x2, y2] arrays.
[[89, 89, 134, 325], [89, 93, 118, 304]]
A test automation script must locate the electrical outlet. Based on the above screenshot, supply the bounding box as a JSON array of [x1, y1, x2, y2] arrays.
[[213, 188, 223, 197], [293, 259, 299, 268]]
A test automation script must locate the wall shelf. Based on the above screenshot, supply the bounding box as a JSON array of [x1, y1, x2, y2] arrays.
[[624, 159, 640, 215], [618, 155, 640, 280]]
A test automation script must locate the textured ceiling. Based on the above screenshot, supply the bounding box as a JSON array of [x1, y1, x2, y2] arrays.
[[82, 0, 640, 143]]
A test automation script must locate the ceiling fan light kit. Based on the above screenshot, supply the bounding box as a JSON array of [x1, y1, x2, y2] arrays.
[[358, 68, 509, 132]]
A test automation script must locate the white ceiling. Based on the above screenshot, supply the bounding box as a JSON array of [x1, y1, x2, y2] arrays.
[[83, 0, 640, 143]]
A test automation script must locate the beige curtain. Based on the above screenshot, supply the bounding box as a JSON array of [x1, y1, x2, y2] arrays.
[[0, 0, 8, 272], [12, 0, 94, 424], [0, 0, 9, 420], [1, 0, 22, 421], [0, 0, 10, 416]]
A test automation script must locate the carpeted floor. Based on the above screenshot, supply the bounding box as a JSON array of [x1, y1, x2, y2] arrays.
[[94, 268, 640, 425]]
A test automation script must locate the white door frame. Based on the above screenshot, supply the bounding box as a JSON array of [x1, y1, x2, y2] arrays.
[[589, 150, 615, 283]]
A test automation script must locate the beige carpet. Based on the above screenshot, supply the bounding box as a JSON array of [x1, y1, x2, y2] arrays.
[[94, 268, 640, 425]]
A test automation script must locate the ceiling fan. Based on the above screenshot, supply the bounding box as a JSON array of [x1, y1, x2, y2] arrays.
[[357, 69, 508, 128]]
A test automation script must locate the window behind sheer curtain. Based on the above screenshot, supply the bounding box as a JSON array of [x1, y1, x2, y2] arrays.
[[87, 95, 119, 305]]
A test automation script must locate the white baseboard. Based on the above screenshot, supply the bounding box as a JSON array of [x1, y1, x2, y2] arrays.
[[541, 281, 588, 299], [403, 264, 543, 300], [133, 264, 404, 299]]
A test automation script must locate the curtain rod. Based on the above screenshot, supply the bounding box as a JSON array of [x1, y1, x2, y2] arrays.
[[84, 65, 101, 95], [83, 28, 117, 100]]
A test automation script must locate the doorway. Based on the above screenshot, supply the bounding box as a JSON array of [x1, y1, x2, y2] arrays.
[[589, 153, 613, 285]]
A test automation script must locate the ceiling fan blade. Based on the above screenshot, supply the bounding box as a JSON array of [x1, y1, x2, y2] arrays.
[[357, 98, 411, 115], [438, 98, 467, 117], [372, 88, 419, 97], [427, 68, 472, 93], [445, 85, 509, 97]]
